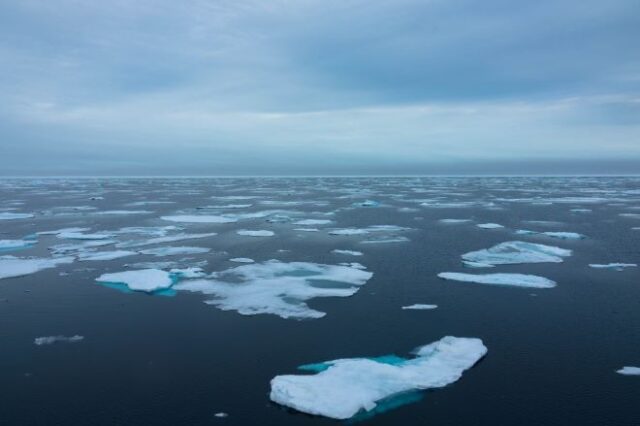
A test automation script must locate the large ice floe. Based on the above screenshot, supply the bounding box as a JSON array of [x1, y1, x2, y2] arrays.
[[96, 269, 175, 293], [173, 260, 373, 319], [236, 230, 274, 237], [589, 263, 637, 271], [0, 256, 74, 280], [461, 241, 571, 267], [0, 212, 34, 220], [269, 336, 487, 419], [438, 272, 556, 288], [0, 239, 36, 252]]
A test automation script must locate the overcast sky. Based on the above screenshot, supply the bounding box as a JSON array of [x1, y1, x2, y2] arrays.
[[1, 0, 639, 175]]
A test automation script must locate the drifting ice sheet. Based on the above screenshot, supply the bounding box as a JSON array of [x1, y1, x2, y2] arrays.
[[34, 335, 84, 345], [174, 260, 373, 319], [402, 304, 438, 310], [438, 272, 556, 288], [462, 241, 571, 266], [96, 269, 174, 292], [236, 230, 274, 237], [269, 336, 486, 419], [617, 366, 640, 376], [589, 263, 637, 270], [0, 256, 74, 280]]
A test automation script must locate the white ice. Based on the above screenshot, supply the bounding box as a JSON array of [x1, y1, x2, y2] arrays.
[[616, 366, 640, 376], [0, 239, 36, 250], [462, 241, 571, 266], [476, 223, 504, 229], [0, 256, 74, 280], [589, 263, 637, 270], [229, 258, 255, 263], [294, 219, 332, 226], [438, 272, 556, 288], [0, 212, 34, 220], [402, 304, 438, 310], [332, 249, 363, 256], [174, 260, 373, 319], [542, 232, 585, 240], [439, 219, 472, 224], [34, 335, 84, 345], [96, 269, 173, 292], [57, 232, 114, 240], [236, 230, 274, 237], [269, 336, 486, 419], [139, 246, 210, 256], [161, 215, 237, 223], [78, 250, 137, 261]]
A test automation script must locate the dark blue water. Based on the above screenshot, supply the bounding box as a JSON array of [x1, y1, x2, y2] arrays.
[[1, 177, 639, 425]]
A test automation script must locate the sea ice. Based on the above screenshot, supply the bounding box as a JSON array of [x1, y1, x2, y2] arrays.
[[139, 246, 210, 256], [616, 366, 640, 376], [236, 230, 274, 237], [462, 241, 571, 266], [0, 256, 74, 280], [438, 272, 556, 288], [439, 219, 472, 224], [269, 336, 486, 419], [0, 212, 34, 220], [476, 223, 504, 229], [542, 232, 585, 240], [402, 304, 437, 310], [57, 232, 114, 240], [96, 269, 174, 292], [37, 227, 91, 235], [78, 250, 137, 261], [161, 215, 237, 223], [589, 263, 637, 271], [331, 249, 363, 256], [229, 258, 255, 263], [0, 239, 36, 251], [174, 260, 373, 319], [293, 219, 332, 226], [34, 335, 84, 345]]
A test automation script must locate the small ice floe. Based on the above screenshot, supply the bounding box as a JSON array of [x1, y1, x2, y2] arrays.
[[515, 229, 538, 235], [236, 230, 274, 237], [542, 232, 585, 240], [401, 304, 437, 310], [293, 219, 332, 226], [78, 250, 137, 261], [439, 219, 472, 224], [619, 213, 640, 219], [49, 240, 115, 256], [331, 249, 363, 256], [0, 256, 74, 280], [338, 262, 366, 270], [0, 239, 36, 252], [353, 200, 380, 207], [589, 263, 637, 271], [37, 227, 91, 236], [329, 225, 408, 236], [139, 246, 210, 256], [616, 366, 640, 376], [34, 335, 84, 346], [462, 241, 571, 266], [571, 208, 592, 213], [117, 232, 217, 249], [438, 272, 556, 288], [94, 210, 152, 215], [269, 336, 487, 420], [174, 260, 373, 319], [96, 269, 174, 293], [293, 228, 319, 232], [361, 236, 410, 244], [170, 267, 206, 279], [214, 412, 228, 418], [0, 212, 34, 220], [161, 215, 237, 224], [229, 258, 254, 263], [329, 229, 369, 236], [476, 223, 504, 229], [57, 232, 113, 240]]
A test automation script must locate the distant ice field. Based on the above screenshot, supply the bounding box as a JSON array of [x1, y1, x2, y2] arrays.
[[1, 176, 639, 425]]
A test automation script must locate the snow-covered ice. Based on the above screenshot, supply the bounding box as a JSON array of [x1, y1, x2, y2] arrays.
[[229, 257, 255, 263], [438, 272, 556, 288], [34, 335, 84, 345], [236, 230, 274, 237], [57, 232, 114, 240], [462, 241, 571, 266], [139, 246, 210, 256], [161, 215, 237, 223], [616, 366, 640, 376], [174, 260, 373, 319], [293, 219, 332, 226], [78, 250, 137, 261], [476, 223, 504, 229], [402, 304, 437, 310], [269, 336, 486, 419], [96, 269, 174, 292], [331, 249, 363, 256], [0, 256, 74, 280], [589, 263, 637, 270], [0, 239, 36, 251], [0, 212, 34, 220]]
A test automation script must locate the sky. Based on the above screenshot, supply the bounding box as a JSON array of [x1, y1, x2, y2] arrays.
[[0, 0, 639, 175]]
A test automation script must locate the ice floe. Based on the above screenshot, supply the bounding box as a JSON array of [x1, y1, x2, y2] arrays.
[[78, 250, 137, 261], [616, 366, 640, 376], [34, 335, 84, 345], [589, 263, 637, 271], [438, 272, 556, 288], [0, 212, 34, 220], [37, 227, 91, 236], [229, 257, 254, 263], [462, 241, 571, 266], [402, 304, 437, 310], [236, 230, 274, 237], [57, 232, 114, 240], [293, 219, 332, 226], [0, 239, 36, 251], [0, 256, 74, 280], [96, 269, 174, 293], [541, 232, 585, 240], [161, 215, 237, 223], [174, 260, 373, 319], [139, 246, 210, 256], [439, 219, 472, 224], [269, 336, 486, 419], [476, 223, 504, 229], [331, 249, 363, 256]]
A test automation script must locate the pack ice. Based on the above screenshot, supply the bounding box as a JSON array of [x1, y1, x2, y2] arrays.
[[174, 260, 373, 319], [270, 336, 486, 419], [96, 269, 174, 293], [0, 256, 74, 280], [462, 241, 571, 267], [438, 272, 556, 288]]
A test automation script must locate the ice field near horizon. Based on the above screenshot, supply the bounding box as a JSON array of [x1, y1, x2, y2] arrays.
[[1, 176, 639, 425]]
